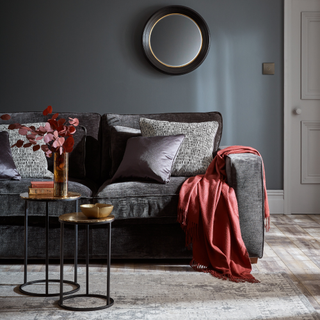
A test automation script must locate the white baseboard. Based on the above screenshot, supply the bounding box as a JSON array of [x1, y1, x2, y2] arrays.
[[267, 190, 284, 214]]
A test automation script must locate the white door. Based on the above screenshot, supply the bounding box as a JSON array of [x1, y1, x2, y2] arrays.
[[284, 0, 320, 214]]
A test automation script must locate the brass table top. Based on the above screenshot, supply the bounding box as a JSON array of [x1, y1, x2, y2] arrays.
[[20, 192, 81, 201], [59, 212, 115, 224]]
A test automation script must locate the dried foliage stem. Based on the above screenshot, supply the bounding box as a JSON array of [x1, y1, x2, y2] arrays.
[[1, 106, 79, 158]]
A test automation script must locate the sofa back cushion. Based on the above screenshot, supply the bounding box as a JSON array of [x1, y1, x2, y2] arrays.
[[101, 112, 223, 182], [0, 112, 101, 183], [0, 131, 21, 180], [109, 126, 141, 177]]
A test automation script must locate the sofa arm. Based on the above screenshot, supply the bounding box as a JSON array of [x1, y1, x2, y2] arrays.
[[225, 153, 265, 258]]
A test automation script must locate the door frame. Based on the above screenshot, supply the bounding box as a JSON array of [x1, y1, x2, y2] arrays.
[[284, 0, 293, 215]]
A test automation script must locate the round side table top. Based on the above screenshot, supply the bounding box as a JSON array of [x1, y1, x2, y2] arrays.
[[20, 192, 81, 201], [59, 212, 115, 225]]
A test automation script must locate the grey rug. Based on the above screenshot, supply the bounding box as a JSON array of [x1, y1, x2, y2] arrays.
[[0, 271, 319, 320]]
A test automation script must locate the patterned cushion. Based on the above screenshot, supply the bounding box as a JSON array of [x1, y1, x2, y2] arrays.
[[140, 118, 219, 176], [0, 123, 53, 179]]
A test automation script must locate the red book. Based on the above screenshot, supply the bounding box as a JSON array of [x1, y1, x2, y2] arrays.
[[30, 181, 54, 188]]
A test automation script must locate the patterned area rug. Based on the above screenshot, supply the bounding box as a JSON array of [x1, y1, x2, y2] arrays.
[[0, 271, 319, 320]]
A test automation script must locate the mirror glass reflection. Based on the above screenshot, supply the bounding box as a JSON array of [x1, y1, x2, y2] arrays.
[[150, 14, 202, 67]]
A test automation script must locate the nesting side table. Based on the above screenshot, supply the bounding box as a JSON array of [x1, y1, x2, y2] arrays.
[[58, 212, 115, 311], [19, 192, 81, 297]]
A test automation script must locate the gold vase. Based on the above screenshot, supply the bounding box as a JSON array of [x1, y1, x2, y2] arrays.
[[54, 152, 69, 197]]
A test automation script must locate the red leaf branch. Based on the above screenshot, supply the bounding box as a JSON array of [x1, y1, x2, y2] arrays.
[[5, 106, 79, 158], [0, 114, 11, 121]]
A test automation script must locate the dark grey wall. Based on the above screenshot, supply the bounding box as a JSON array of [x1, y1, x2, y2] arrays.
[[0, 0, 283, 189]]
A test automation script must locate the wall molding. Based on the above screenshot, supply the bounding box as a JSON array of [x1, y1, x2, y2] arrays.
[[301, 121, 320, 183], [267, 190, 284, 214], [283, 0, 292, 215], [301, 11, 320, 99]]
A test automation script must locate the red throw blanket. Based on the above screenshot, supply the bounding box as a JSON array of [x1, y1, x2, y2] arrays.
[[177, 146, 270, 283]]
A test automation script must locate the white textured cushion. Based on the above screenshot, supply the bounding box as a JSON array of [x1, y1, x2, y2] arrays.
[[139, 118, 219, 176], [0, 123, 53, 178]]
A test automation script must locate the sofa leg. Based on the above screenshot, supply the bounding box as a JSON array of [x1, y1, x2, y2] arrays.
[[250, 257, 258, 264]]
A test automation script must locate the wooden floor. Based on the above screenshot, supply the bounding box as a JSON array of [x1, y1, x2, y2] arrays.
[[257, 214, 320, 312], [1, 214, 320, 312]]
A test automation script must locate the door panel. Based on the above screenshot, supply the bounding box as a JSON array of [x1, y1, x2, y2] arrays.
[[301, 121, 320, 183], [285, 0, 320, 214], [301, 12, 320, 99]]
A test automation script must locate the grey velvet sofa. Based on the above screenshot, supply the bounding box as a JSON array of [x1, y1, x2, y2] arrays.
[[0, 111, 265, 261]]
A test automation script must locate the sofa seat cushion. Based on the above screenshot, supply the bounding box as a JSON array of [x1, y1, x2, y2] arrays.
[[95, 176, 188, 220], [68, 178, 99, 197], [0, 178, 96, 198], [0, 178, 99, 219]]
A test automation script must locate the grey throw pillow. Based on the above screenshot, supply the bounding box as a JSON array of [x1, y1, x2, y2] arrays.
[[139, 118, 219, 176], [0, 131, 21, 180], [0, 123, 53, 179], [111, 134, 185, 184], [110, 126, 141, 177]]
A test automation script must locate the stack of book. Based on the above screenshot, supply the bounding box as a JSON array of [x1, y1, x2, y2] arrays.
[[29, 181, 54, 195]]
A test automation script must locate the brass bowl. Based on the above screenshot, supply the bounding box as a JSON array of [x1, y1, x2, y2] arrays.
[[80, 203, 113, 219]]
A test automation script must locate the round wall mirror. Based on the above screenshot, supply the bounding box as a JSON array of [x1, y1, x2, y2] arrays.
[[142, 6, 210, 75]]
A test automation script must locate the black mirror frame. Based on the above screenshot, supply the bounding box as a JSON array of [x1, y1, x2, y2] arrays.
[[142, 6, 210, 75]]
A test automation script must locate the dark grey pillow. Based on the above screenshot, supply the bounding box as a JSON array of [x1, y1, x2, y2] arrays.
[[110, 126, 141, 177], [67, 125, 87, 179], [0, 131, 21, 180], [111, 134, 185, 184]]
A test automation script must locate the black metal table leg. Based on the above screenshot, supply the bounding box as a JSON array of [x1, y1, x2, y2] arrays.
[[59, 222, 64, 305], [24, 200, 28, 284], [107, 222, 111, 305], [19, 194, 81, 297], [58, 214, 114, 311], [46, 201, 49, 295], [75, 198, 78, 284], [75, 224, 78, 284], [86, 225, 89, 295]]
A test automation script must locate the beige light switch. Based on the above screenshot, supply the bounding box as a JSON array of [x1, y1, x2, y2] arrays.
[[262, 63, 275, 75]]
